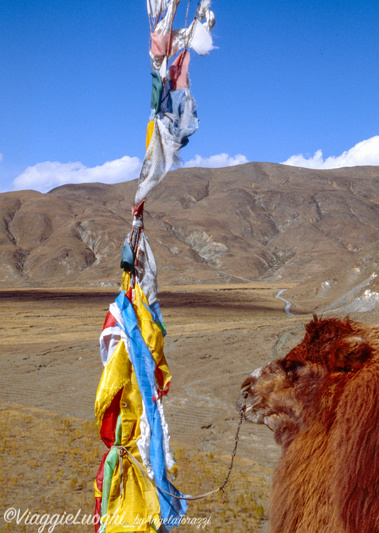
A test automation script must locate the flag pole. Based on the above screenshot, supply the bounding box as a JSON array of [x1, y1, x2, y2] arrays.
[[94, 3, 216, 531]]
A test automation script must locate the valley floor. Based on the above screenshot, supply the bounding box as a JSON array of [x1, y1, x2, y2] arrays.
[[1, 285, 375, 532]]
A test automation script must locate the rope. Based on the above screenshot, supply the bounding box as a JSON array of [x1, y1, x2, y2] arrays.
[[184, 0, 192, 30], [114, 395, 247, 502], [185, 0, 202, 48], [219, 396, 247, 494], [114, 447, 221, 501]]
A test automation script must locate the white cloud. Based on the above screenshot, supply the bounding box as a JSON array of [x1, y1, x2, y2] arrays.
[[183, 153, 249, 168], [282, 136, 379, 169], [0, 153, 3, 162], [12, 151, 250, 193], [13, 156, 142, 193]]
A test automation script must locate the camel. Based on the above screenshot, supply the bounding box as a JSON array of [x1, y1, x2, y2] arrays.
[[239, 315, 379, 533]]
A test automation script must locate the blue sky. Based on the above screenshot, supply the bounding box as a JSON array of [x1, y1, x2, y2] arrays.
[[1, 0, 379, 193]]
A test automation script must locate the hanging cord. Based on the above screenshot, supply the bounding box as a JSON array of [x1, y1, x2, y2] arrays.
[[165, 0, 181, 70], [184, 0, 192, 30], [173, 0, 198, 78], [184, 0, 202, 50], [114, 393, 247, 502]]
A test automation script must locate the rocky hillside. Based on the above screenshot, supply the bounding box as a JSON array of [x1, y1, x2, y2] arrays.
[[0, 162, 378, 310]]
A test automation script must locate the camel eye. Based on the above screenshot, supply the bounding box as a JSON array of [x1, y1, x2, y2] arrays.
[[281, 359, 304, 379]]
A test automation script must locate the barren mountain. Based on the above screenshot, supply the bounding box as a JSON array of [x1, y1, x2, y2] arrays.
[[0, 162, 378, 311]]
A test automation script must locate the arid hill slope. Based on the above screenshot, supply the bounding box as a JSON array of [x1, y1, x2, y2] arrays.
[[0, 162, 378, 309]]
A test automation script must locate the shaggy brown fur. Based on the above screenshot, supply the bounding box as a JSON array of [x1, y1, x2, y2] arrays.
[[239, 316, 379, 533]]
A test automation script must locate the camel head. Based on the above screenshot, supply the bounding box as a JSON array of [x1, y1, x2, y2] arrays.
[[239, 315, 374, 447], [238, 357, 309, 447]]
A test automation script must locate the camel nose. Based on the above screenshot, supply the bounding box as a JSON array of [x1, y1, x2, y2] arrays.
[[241, 375, 257, 393], [241, 366, 263, 393]]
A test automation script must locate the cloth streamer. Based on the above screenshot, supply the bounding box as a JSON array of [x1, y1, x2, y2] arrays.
[[94, 274, 185, 532], [134, 119, 181, 207]]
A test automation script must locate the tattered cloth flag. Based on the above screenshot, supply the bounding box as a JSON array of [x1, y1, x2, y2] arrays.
[[94, 1, 215, 532]]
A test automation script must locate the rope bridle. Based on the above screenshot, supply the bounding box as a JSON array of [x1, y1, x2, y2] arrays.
[[113, 392, 248, 502]]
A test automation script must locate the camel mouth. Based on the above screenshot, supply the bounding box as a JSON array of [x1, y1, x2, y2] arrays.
[[241, 382, 252, 394], [244, 404, 256, 413], [263, 416, 276, 432]]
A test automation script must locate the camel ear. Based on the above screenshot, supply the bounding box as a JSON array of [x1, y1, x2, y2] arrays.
[[334, 336, 372, 372]]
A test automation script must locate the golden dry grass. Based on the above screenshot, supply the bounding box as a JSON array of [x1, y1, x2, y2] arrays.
[[0, 408, 266, 533], [0, 286, 307, 532]]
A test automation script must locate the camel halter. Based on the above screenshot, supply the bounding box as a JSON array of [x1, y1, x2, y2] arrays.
[[113, 394, 247, 502]]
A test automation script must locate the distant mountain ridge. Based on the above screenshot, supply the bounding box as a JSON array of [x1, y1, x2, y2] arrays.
[[0, 162, 378, 311]]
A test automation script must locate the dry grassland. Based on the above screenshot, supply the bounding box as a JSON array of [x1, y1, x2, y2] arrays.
[[0, 285, 312, 532]]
